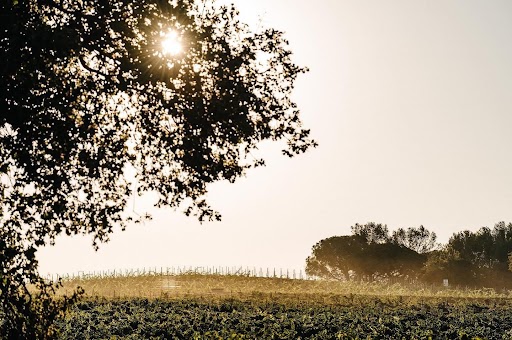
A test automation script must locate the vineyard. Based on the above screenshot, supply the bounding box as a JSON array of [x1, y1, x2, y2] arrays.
[[55, 268, 510, 299], [53, 272, 512, 339]]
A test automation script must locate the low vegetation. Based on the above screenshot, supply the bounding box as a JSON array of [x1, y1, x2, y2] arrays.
[[58, 296, 512, 339], [54, 273, 512, 339], [58, 273, 511, 300]]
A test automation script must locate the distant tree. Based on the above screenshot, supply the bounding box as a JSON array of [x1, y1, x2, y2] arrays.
[[449, 230, 483, 266], [422, 222, 512, 288], [1, 0, 315, 336], [449, 222, 512, 270], [351, 222, 390, 244], [421, 247, 476, 286], [360, 243, 427, 280], [306, 227, 425, 281], [489, 222, 512, 269], [391, 226, 438, 254], [306, 235, 367, 280]]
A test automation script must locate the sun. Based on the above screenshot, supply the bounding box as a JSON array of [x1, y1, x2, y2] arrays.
[[161, 30, 183, 56]]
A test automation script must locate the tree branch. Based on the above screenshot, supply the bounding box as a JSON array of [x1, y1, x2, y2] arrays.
[[78, 56, 110, 78]]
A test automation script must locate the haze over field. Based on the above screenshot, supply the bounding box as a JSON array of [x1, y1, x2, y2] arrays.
[[38, 0, 512, 275]]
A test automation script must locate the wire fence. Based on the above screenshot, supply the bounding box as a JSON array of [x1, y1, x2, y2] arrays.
[[44, 267, 457, 290], [43, 267, 509, 299], [44, 265, 314, 282]]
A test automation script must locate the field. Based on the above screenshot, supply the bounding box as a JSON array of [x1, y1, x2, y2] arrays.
[[56, 274, 512, 339]]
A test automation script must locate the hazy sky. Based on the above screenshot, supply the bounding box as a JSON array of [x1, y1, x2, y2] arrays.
[[38, 0, 512, 275]]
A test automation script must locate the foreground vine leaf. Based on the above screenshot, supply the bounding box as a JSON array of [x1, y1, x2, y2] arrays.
[[0, 0, 315, 336]]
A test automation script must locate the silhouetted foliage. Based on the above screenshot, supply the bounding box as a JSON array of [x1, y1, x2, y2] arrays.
[[308, 222, 512, 288], [351, 222, 390, 244], [421, 222, 512, 288], [421, 247, 477, 286], [443, 222, 512, 288], [1, 0, 314, 336], [449, 222, 512, 270], [1, 226, 83, 339], [391, 226, 438, 254], [358, 242, 425, 280], [307, 223, 426, 281], [306, 235, 367, 280]]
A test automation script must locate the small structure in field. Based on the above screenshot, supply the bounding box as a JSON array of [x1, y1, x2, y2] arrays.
[[161, 277, 180, 290]]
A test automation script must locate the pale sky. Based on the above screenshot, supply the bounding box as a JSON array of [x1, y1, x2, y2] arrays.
[[38, 0, 512, 275]]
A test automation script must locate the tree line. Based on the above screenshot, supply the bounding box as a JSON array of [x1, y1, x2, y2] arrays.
[[306, 222, 512, 288]]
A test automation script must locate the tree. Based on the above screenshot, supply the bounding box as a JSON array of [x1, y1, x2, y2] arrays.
[[357, 242, 425, 280], [350, 222, 390, 244], [489, 222, 512, 269], [425, 222, 512, 288], [449, 222, 512, 270], [421, 247, 476, 286], [306, 235, 367, 280], [391, 226, 438, 254], [1, 0, 316, 336], [1, 226, 83, 339], [306, 225, 426, 281]]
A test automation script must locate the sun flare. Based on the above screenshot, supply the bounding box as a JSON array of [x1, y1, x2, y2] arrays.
[[161, 30, 183, 56]]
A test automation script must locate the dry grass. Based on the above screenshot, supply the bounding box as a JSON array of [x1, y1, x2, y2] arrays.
[[57, 273, 512, 302]]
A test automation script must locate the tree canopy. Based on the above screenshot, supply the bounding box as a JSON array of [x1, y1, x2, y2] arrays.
[[307, 224, 428, 281], [1, 0, 315, 245], [391, 225, 437, 254], [0, 0, 315, 336], [308, 222, 512, 288], [306, 235, 367, 281], [422, 223, 512, 287], [449, 222, 512, 269]]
